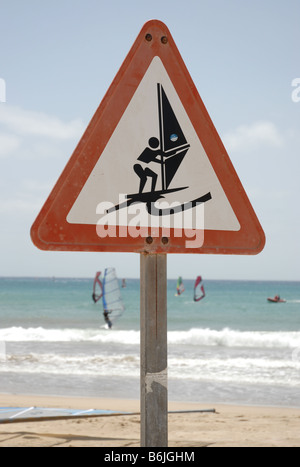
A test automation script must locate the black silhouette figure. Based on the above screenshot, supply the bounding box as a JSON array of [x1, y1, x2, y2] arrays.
[[134, 137, 162, 193]]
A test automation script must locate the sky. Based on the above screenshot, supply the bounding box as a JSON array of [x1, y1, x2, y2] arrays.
[[0, 0, 299, 281]]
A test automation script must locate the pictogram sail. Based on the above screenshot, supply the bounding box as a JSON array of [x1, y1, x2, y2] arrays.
[[157, 83, 190, 191]]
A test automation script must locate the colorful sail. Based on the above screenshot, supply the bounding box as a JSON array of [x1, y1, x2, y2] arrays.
[[102, 268, 125, 328], [92, 272, 103, 303], [176, 276, 185, 296], [194, 276, 205, 302]]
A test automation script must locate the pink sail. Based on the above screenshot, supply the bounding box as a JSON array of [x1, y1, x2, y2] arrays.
[[194, 276, 205, 302], [92, 271, 103, 303]]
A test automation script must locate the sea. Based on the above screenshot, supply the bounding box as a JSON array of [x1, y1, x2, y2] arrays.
[[0, 277, 300, 408]]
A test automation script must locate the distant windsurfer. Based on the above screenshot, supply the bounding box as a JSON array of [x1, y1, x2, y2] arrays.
[[194, 276, 205, 302], [92, 272, 103, 303], [103, 311, 113, 329], [134, 137, 162, 193]]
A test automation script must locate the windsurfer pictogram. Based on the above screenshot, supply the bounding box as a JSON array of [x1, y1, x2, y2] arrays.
[[134, 136, 161, 194], [108, 83, 212, 215]]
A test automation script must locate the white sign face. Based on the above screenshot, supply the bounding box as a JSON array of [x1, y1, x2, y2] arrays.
[[67, 56, 240, 233]]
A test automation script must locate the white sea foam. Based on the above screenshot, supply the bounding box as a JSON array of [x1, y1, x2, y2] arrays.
[[2, 351, 300, 388], [2, 352, 140, 377], [1, 326, 299, 349], [168, 328, 300, 349], [1, 326, 299, 389]]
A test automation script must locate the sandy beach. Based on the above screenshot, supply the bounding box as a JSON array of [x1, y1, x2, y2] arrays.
[[0, 394, 299, 447]]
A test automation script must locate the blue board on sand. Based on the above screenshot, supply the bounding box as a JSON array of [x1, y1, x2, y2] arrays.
[[0, 407, 215, 423], [0, 407, 130, 423]]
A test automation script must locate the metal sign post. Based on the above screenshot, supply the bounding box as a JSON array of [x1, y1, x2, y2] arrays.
[[140, 253, 168, 447]]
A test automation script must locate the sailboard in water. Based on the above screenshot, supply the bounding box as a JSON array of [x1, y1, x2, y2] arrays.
[[176, 276, 185, 296], [102, 268, 125, 329], [92, 272, 103, 303], [194, 276, 205, 302]]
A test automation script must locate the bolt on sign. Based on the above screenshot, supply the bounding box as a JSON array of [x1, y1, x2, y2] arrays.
[[31, 20, 265, 255]]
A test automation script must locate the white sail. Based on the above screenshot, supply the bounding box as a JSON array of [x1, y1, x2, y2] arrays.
[[102, 268, 125, 328]]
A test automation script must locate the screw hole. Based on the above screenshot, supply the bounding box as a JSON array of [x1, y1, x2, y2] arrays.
[[161, 237, 169, 245], [146, 236, 153, 245], [161, 36, 168, 44], [145, 34, 152, 42]]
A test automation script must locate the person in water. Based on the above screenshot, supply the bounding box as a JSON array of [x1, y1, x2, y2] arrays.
[[134, 137, 162, 193], [103, 311, 112, 329]]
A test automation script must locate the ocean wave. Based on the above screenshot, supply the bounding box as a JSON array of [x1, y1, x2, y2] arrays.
[[168, 356, 300, 387], [1, 351, 300, 387], [0, 327, 140, 345], [168, 328, 300, 349], [2, 352, 140, 377], [0, 326, 300, 349]]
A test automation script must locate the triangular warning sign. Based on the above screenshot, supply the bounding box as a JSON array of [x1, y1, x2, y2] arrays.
[[31, 20, 265, 255]]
